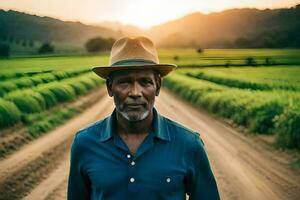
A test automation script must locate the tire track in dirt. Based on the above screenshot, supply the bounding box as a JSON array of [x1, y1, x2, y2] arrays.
[[22, 101, 114, 200]]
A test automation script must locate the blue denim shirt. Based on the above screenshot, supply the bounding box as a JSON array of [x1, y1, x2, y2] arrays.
[[67, 107, 220, 200]]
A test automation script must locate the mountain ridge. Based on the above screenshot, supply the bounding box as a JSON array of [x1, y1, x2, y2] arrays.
[[1, 4, 300, 48]]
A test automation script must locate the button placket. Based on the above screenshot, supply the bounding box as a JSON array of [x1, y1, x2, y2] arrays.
[[127, 153, 137, 191]]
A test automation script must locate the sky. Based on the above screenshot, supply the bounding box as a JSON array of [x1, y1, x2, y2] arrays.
[[0, 0, 300, 28]]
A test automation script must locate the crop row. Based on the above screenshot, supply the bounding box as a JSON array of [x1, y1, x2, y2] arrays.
[[183, 70, 300, 92], [0, 72, 104, 129], [0, 68, 91, 81], [0, 68, 90, 96], [163, 74, 300, 149]]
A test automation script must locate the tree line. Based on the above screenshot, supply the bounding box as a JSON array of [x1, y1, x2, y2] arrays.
[[0, 36, 115, 58]]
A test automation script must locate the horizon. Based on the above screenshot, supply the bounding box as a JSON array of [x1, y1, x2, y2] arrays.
[[0, 0, 300, 29]]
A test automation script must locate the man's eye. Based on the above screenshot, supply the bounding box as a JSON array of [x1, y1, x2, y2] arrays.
[[142, 80, 153, 85]]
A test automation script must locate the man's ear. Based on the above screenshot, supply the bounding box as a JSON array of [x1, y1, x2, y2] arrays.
[[155, 76, 161, 96], [106, 79, 113, 97]]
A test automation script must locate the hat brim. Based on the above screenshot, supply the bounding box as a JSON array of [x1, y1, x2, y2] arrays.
[[92, 64, 177, 79]]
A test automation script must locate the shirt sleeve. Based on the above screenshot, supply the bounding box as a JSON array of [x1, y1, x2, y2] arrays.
[[67, 134, 91, 200], [187, 133, 220, 200]]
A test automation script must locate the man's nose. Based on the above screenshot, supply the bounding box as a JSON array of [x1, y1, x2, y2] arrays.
[[129, 82, 142, 98]]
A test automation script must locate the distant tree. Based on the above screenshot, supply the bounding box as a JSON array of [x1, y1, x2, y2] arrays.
[[265, 57, 271, 66], [245, 57, 257, 66], [15, 38, 20, 45], [85, 37, 115, 53], [0, 43, 10, 58], [29, 40, 35, 47], [173, 55, 180, 61], [196, 48, 204, 54], [22, 40, 27, 47], [1, 35, 7, 41], [225, 60, 231, 68], [8, 37, 14, 43], [38, 42, 54, 54]]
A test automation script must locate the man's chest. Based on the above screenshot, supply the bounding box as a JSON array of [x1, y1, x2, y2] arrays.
[[121, 134, 147, 155], [83, 141, 188, 197]]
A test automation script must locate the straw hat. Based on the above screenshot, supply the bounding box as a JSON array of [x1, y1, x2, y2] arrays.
[[92, 36, 177, 79]]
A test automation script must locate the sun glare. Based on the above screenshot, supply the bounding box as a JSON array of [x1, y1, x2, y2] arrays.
[[0, 0, 299, 28]]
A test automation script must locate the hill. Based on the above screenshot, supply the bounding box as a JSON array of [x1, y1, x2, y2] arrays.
[[0, 10, 121, 45], [147, 4, 300, 48], [1, 4, 300, 50]]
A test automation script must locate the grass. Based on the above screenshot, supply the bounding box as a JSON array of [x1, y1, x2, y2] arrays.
[[180, 66, 300, 92], [0, 54, 109, 73]]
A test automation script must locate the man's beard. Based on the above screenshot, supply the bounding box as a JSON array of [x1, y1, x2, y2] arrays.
[[116, 104, 150, 122]]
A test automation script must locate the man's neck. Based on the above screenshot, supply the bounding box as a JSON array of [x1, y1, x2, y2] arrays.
[[116, 110, 153, 136]]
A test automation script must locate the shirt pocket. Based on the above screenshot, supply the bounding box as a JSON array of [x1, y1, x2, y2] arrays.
[[141, 174, 185, 194]]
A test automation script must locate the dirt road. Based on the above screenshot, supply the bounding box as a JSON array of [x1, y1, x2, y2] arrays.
[[1, 88, 300, 200]]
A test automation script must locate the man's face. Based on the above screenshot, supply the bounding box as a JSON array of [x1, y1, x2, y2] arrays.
[[107, 69, 161, 122]]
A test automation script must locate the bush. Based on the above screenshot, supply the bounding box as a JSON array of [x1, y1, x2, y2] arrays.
[[0, 43, 10, 58], [245, 57, 257, 66], [66, 81, 88, 95], [14, 77, 35, 89], [85, 37, 115, 53], [0, 82, 18, 96], [173, 55, 180, 61], [34, 87, 58, 109], [38, 42, 54, 54], [45, 83, 76, 102], [248, 101, 284, 133], [274, 106, 300, 149], [4, 90, 46, 113], [196, 48, 204, 54], [0, 98, 21, 129], [52, 71, 69, 80]]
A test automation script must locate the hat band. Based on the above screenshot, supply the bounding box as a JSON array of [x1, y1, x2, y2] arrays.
[[112, 59, 157, 66]]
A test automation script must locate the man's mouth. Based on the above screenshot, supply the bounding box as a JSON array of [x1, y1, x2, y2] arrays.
[[125, 103, 145, 108]]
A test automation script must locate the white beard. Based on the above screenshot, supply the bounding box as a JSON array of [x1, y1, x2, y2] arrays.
[[117, 108, 150, 122]]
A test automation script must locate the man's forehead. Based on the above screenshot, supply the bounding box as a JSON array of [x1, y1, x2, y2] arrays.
[[110, 69, 156, 79]]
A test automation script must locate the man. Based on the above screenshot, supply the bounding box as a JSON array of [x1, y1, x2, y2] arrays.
[[67, 36, 220, 200]]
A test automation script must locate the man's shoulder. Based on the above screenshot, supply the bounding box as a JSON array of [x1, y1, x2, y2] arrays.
[[75, 117, 108, 141], [161, 115, 200, 141]]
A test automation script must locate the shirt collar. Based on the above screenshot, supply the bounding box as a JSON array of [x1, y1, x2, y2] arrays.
[[99, 107, 170, 142]]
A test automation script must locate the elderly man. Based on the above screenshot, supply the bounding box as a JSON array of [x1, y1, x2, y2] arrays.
[[67, 36, 220, 200]]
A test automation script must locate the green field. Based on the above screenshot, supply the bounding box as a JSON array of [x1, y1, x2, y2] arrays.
[[0, 48, 300, 149], [1, 48, 300, 73], [164, 65, 300, 149], [159, 48, 300, 66]]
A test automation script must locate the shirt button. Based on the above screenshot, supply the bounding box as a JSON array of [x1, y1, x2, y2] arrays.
[[166, 178, 171, 183], [130, 177, 135, 183], [127, 154, 131, 159], [131, 161, 135, 166]]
